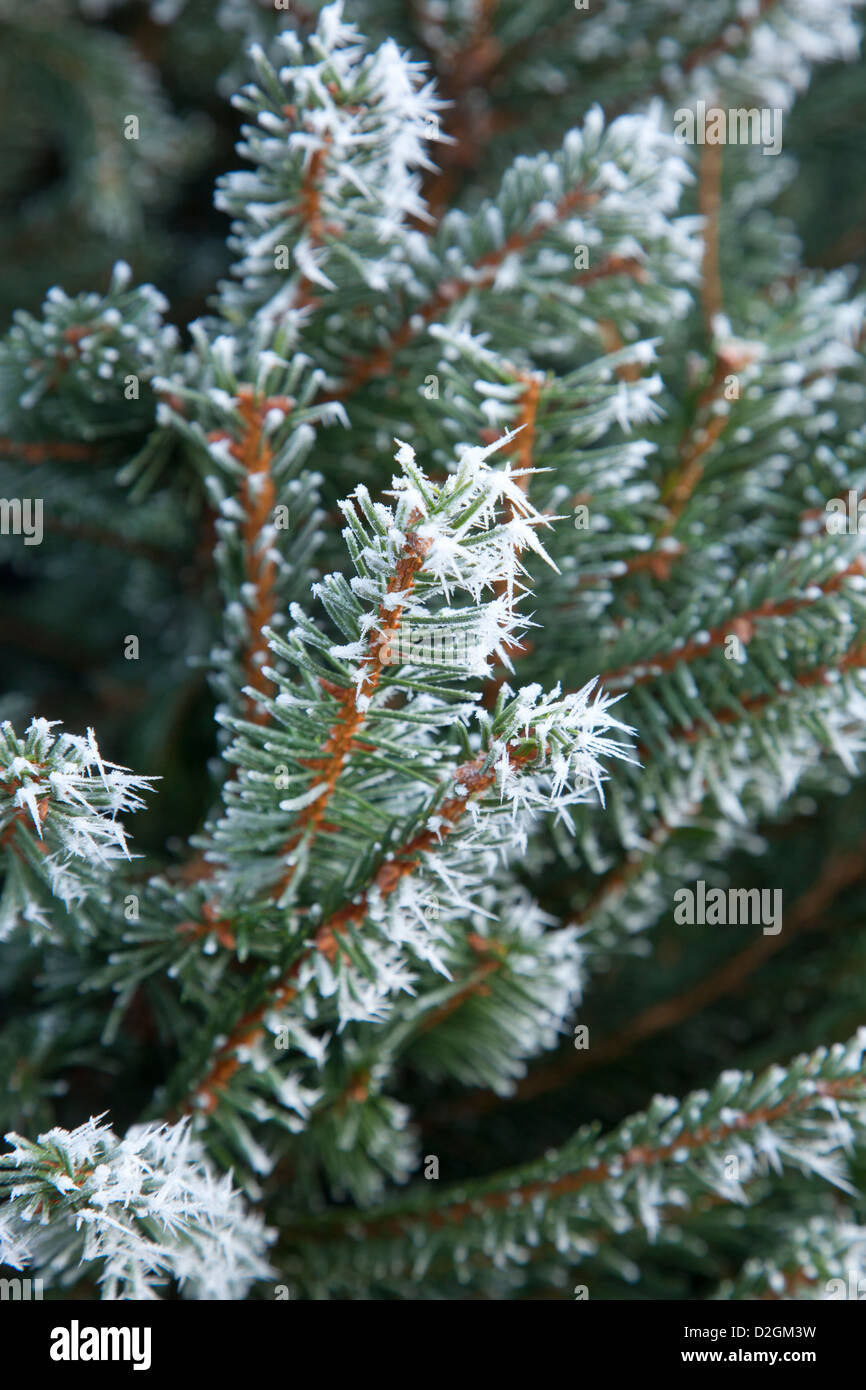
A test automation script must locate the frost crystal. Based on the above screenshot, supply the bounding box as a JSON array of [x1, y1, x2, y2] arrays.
[[0, 1118, 274, 1300]]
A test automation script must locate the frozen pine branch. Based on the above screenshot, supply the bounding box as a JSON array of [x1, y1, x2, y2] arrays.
[[0, 719, 152, 943], [216, 4, 446, 330], [282, 1030, 866, 1298], [141, 439, 634, 1154], [0, 1117, 273, 1300]]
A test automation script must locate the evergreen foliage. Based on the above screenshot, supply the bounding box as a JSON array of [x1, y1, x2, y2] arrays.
[[2, 0, 866, 1301]]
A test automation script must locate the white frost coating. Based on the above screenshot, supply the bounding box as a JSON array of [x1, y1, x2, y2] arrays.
[[0, 722, 153, 917], [0, 1117, 274, 1300], [218, 1, 447, 330]]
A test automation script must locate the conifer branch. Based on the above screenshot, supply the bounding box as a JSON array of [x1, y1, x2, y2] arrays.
[[679, 0, 780, 77], [325, 183, 598, 401], [217, 388, 285, 721], [653, 642, 866, 750], [0, 438, 100, 463], [289, 134, 332, 313], [601, 556, 866, 691], [188, 747, 534, 1115], [657, 345, 759, 538], [270, 522, 434, 895], [370, 1074, 865, 1235], [284, 1034, 866, 1290], [414, 0, 502, 219]]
